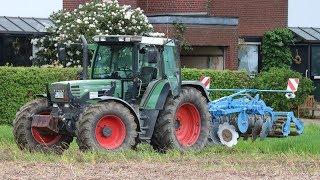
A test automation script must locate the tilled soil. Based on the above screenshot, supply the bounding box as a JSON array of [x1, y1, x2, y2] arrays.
[[0, 157, 319, 180]]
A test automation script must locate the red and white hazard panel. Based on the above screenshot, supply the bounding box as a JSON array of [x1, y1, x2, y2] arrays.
[[200, 76, 210, 90], [285, 78, 300, 99], [287, 78, 299, 93]]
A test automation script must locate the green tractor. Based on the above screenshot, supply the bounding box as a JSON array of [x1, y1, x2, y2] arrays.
[[13, 35, 211, 153]]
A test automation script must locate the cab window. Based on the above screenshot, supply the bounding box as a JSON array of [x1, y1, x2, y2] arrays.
[[92, 45, 133, 79]]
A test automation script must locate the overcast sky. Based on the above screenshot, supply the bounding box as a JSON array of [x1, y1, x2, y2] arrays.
[[0, 0, 319, 27]]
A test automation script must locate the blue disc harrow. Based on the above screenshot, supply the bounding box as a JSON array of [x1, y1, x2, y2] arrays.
[[207, 89, 304, 147]]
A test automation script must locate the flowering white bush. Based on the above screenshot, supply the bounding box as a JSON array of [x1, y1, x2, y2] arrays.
[[31, 0, 153, 67]]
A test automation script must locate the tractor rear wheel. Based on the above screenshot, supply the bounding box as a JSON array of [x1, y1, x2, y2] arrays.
[[151, 87, 210, 152], [76, 101, 138, 151], [13, 98, 73, 154]]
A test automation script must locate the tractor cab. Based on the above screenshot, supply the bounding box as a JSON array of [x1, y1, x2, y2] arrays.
[[89, 35, 181, 104]]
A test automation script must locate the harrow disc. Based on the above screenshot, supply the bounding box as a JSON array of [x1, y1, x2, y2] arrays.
[[217, 122, 239, 147], [260, 113, 273, 139], [252, 117, 263, 141], [209, 121, 221, 144], [237, 111, 249, 133], [260, 120, 272, 139], [242, 114, 255, 140]]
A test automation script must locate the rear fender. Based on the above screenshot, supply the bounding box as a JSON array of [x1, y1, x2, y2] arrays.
[[140, 80, 171, 110], [182, 81, 211, 101], [134, 80, 171, 140], [35, 84, 52, 104]]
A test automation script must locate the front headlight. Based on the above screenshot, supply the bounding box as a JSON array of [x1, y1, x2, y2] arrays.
[[54, 90, 65, 99]]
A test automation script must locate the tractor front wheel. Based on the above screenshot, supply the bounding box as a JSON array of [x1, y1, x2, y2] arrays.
[[151, 87, 210, 152], [13, 98, 73, 154], [76, 101, 138, 151]]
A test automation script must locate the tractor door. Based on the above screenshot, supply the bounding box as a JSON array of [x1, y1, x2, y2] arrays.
[[138, 45, 161, 97], [163, 42, 181, 96]]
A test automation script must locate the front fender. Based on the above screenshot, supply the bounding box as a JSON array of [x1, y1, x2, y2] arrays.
[[35, 94, 47, 98], [93, 96, 139, 122]]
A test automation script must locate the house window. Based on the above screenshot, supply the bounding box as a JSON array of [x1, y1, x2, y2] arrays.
[[180, 46, 224, 70], [238, 44, 259, 75], [181, 56, 224, 69]]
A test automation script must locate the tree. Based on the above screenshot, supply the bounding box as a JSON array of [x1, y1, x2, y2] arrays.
[[31, 0, 153, 67], [261, 28, 294, 71]]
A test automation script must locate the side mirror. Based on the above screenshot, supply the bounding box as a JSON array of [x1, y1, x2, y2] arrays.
[[139, 48, 146, 54], [77, 69, 84, 80], [57, 45, 66, 62], [148, 50, 159, 64]]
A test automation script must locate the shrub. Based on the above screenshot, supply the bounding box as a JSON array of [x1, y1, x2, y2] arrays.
[[182, 68, 252, 99], [31, 0, 154, 67], [0, 67, 78, 124], [262, 28, 294, 71], [253, 67, 314, 111]]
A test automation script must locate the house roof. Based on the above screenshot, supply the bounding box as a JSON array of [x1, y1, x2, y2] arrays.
[[289, 27, 320, 42], [0, 15, 238, 35], [0, 16, 53, 35]]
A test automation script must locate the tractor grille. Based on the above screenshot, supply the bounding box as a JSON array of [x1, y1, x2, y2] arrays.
[[70, 85, 81, 97]]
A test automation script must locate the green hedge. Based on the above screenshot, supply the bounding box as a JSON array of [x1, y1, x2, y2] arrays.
[[182, 68, 252, 99], [182, 68, 314, 111], [0, 67, 78, 124], [0, 67, 314, 125], [253, 67, 314, 111]]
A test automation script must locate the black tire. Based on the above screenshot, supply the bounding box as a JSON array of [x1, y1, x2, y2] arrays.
[[151, 87, 210, 152], [13, 98, 73, 154], [76, 101, 138, 151]]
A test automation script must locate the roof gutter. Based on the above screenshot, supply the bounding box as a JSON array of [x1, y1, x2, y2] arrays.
[[148, 15, 239, 26]]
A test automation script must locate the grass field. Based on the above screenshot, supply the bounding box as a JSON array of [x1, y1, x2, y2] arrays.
[[0, 124, 319, 162], [0, 124, 319, 178]]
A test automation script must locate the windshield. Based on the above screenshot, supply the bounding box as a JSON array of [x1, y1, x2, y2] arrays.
[[92, 45, 133, 79]]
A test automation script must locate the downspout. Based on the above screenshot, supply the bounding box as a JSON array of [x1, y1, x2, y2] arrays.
[[307, 43, 311, 78]]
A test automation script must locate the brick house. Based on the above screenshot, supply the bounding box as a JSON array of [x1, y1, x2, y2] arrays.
[[63, 0, 288, 72]]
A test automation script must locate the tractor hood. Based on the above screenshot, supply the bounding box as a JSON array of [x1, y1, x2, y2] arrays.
[[49, 79, 121, 102]]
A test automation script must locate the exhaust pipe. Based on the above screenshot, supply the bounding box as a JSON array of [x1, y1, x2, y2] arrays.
[[80, 35, 88, 80]]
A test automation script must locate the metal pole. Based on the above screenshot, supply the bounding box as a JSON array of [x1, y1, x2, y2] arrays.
[[80, 35, 88, 80], [208, 89, 292, 94]]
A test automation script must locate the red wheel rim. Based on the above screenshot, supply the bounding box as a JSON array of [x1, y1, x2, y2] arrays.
[[175, 103, 201, 147], [95, 115, 126, 150], [31, 112, 61, 146]]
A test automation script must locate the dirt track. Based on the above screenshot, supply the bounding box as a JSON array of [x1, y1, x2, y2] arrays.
[[0, 157, 319, 180], [303, 118, 320, 125]]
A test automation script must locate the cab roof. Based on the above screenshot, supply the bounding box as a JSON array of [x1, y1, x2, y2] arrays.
[[93, 35, 173, 45]]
